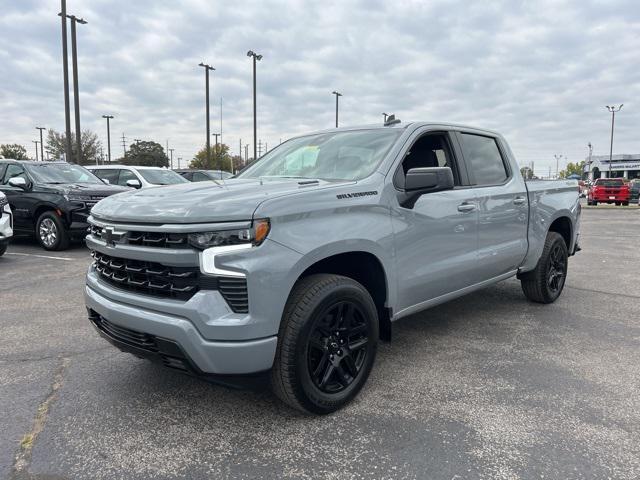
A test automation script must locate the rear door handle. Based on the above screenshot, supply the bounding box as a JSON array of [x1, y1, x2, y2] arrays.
[[513, 196, 526, 205], [457, 202, 476, 212]]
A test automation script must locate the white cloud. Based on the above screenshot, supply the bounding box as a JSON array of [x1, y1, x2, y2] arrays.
[[0, 0, 638, 175]]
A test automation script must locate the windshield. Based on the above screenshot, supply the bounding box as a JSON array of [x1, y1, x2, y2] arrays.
[[26, 163, 103, 184], [138, 169, 189, 185], [237, 129, 402, 181]]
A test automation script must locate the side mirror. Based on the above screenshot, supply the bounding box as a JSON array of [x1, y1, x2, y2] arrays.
[[126, 179, 142, 189], [8, 176, 28, 190], [398, 167, 454, 209], [101, 178, 110, 184]]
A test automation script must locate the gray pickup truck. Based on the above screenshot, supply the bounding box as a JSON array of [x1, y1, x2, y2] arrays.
[[85, 121, 580, 414]]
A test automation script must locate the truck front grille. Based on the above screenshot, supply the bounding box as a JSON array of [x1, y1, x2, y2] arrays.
[[92, 251, 202, 300], [91, 251, 249, 312], [89, 225, 190, 249]]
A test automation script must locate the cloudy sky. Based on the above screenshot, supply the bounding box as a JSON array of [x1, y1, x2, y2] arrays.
[[1, 0, 638, 175]]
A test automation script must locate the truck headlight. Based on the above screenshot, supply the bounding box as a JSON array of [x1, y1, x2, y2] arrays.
[[188, 219, 270, 249]]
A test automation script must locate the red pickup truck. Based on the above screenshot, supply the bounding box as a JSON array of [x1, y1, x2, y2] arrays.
[[588, 178, 630, 206]]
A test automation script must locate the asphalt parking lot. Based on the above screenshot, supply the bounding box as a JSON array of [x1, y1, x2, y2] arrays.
[[1, 206, 639, 480]]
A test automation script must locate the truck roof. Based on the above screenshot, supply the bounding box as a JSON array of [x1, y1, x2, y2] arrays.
[[296, 121, 502, 139]]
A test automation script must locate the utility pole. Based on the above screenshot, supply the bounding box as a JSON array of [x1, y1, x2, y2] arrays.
[[587, 142, 593, 180], [59, 0, 72, 163], [247, 51, 262, 161], [102, 115, 113, 163], [32, 141, 39, 161], [169, 148, 174, 169], [220, 97, 223, 148], [332, 91, 342, 128], [244, 144, 249, 163], [382, 112, 389, 122], [606, 105, 623, 178], [36, 127, 46, 161], [554, 154, 563, 179], [121, 133, 127, 157], [178, 157, 182, 168], [212, 133, 220, 172], [257, 139, 262, 158], [67, 14, 87, 163], [198, 62, 215, 169]]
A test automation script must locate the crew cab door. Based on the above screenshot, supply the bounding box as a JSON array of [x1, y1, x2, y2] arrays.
[[455, 132, 528, 279], [0, 163, 34, 231], [391, 130, 480, 313]]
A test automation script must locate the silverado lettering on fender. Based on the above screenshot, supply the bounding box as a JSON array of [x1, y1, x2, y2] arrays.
[[84, 121, 581, 414]]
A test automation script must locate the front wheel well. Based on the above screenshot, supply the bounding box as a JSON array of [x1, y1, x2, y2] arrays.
[[297, 251, 391, 341]]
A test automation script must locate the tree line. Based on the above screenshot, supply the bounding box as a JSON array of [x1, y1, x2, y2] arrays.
[[0, 128, 247, 172]]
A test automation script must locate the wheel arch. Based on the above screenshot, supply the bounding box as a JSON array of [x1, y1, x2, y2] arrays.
[[292, 248, 393, 341]]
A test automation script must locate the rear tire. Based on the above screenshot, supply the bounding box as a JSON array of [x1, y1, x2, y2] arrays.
[[271, 274, 378, 414], [623, 202, 629, 206], [520, 232, 568, 304], [35, 211, 69, 251], [0, 243, 7, 256]]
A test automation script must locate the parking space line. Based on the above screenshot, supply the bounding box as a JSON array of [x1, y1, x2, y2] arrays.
[[5, 252, 74, 261]]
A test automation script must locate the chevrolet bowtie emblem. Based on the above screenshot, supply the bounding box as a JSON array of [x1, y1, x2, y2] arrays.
[[103, 227, 115, 246]]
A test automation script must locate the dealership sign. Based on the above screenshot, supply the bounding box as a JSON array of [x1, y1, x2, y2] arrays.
[[587, 161, 640, 171]]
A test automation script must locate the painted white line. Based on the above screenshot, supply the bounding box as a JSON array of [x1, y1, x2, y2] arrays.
[[6, 252, 75, 261]]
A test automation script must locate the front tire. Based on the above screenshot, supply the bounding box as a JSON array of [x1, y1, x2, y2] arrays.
[[520, 232, 568, 304], [271, 274, 378, 414], [36, 211, 69, 251]]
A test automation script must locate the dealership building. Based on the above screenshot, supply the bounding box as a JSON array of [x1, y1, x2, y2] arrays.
[[583, 154, 640, 180]]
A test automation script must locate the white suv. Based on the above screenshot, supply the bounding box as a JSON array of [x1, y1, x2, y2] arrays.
[[86, 165, 188, 189], [0, 191, 13, 256]]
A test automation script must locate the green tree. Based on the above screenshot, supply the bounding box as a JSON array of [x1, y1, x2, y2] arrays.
[[122, 141, 169, 167], [45, 129, 102, 165], [0, 144, 29, 160], [190, 143, 232, 171], [520, 166, 534, 180], [559, 161, 585, 179]]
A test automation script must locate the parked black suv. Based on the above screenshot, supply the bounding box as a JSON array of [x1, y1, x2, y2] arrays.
[[0, 160, 128, 250]]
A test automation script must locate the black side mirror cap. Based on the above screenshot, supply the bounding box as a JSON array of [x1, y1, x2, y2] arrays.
[[398, 167, 454, 209]]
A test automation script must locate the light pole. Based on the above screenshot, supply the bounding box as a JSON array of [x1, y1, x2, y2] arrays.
[[169, 148, 174, 169], [332, 91, 342, 128], [68, 15, 87, 163], [554, 154, 564, 179], [198, 62, 215, 168], [587, 142, 593, 180], [36, 127, 46, 161], [605, 105, 623, 178], [59, 0, 72, 163], [32, 141, 39, 161], [102, 115, 113, 163], [212, 133, 220, 173], [382, 112, 389, 122], [247, 50, 262, 161]]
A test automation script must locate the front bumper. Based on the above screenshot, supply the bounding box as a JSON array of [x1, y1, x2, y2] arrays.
[[0, 207, 13, 242], [85, 282, 277, 375]]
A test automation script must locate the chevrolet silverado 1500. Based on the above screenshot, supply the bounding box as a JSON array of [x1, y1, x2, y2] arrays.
[[85, 121, 581, 414]]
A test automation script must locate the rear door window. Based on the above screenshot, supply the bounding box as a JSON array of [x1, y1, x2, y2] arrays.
[[93, 169, 119, 185], [460, 134, 509, 186]]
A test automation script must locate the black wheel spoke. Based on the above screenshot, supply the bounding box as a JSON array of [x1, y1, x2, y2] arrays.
[[319, 362, 336, 389], [342, 354, 358, 377], [335, 364, 351, 387], [349, 337, 368, 351], [312, 351, 329, 379]]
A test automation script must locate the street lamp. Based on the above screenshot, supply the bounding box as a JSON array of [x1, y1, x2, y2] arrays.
[[102, 115, 113, 163], [605, 105, 623, 178], [382, 112, 389, 122], [247, 50, 262, 161], [32, 141, 40, 161], [554, 154, 564, 179], [168, 148, 174, 169], [198, 62, 215, 168], [59, 0, 72, 163], [587, 142, 593, 180], [332, 91, 342, 128], [36, 127, 46, 161]]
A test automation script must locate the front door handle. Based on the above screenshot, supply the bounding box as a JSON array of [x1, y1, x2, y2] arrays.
[[513, 196, 526, 205], [457, 202, 476, 212]]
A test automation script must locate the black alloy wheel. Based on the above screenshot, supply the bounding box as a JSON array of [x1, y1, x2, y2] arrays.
[[307, 301, 370, 394]]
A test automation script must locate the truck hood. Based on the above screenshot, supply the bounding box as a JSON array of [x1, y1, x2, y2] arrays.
[[38, 182, 128, 197], [90, 178, 348, 224]]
